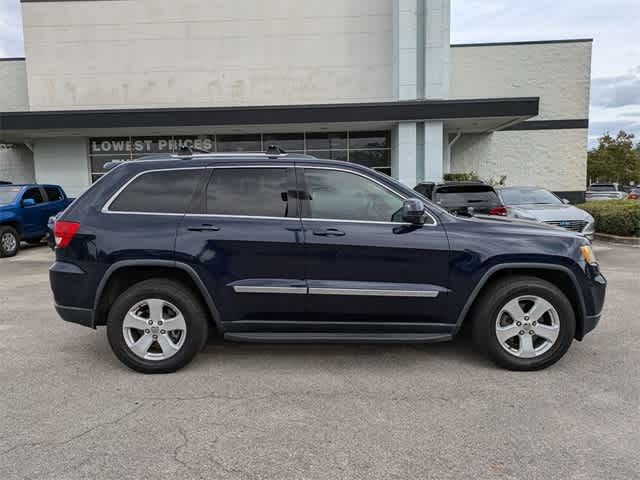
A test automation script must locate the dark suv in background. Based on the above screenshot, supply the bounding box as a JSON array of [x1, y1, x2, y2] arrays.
[[50, 151, 606, 373], [414, 181, 507, 217]]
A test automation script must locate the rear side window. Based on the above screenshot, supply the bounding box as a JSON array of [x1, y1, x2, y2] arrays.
[[434, 185, 500, 208], [44, 186, 63, 202], [108, 169, 203, 213], [205, 168, 295, 217], [23, 188, 44, 205]]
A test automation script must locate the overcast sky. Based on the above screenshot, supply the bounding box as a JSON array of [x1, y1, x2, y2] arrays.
[[1, 0, 639, 147]]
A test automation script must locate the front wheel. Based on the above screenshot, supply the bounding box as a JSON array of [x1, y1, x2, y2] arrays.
[[472, 276, 575, 371], [107, 279, 209, 374], [0, 226, 20, 258]]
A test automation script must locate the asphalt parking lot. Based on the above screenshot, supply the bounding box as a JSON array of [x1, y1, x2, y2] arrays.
[[0, 243, 638, 480]]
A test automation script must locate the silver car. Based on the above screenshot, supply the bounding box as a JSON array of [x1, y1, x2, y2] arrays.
[[497, 187, 595, 240]]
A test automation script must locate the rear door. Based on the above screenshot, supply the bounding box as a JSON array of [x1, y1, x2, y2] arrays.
[[298, 166, 451, 332], [43, 186, 67, 218], [175, 165, 306, 330]]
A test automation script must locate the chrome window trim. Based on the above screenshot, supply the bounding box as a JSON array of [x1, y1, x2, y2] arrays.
[[101, 164, 438, 227], [233, 286, 307, 295], [301, 166, 438, 227], [308, 287, 439, 298]]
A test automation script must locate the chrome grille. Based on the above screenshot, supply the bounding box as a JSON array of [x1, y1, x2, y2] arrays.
[[544, 220, 588, 232]]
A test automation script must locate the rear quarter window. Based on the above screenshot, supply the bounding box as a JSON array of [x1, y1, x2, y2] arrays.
[[107, 169, 203, 214]]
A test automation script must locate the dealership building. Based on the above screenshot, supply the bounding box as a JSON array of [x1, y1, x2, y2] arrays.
[[0, 0, 592, 202]]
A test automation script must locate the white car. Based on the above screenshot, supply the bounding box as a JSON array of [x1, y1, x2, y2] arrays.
[[497, 187, 595, 240]]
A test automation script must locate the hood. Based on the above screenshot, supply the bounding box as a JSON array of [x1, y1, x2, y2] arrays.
[[508, 204, 593, 222]]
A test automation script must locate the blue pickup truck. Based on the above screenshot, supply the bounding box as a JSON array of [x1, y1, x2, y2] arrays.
[[0, 183, 72, 257]]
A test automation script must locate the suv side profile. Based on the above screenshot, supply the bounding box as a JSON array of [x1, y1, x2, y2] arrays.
[[50, 152, 606, 373]]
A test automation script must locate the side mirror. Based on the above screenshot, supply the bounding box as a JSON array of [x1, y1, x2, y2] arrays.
[[562, 198, 570, 205], [22, 198, 36, 207], [401, 198, 426, 225]]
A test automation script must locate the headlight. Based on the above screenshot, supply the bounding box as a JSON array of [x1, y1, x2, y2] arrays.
[[580, 245, 598, 266]]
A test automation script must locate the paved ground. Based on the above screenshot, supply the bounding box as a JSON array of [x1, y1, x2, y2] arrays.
[[0, 243, 638, 480]]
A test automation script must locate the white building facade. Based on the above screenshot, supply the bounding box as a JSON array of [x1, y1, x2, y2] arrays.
[[0, 0, 591, 202]]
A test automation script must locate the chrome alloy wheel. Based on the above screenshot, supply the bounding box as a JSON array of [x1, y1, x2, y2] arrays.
[[1, 232, 17, 253], [495, 295, 560, 359], [122, 299, 187, 361]]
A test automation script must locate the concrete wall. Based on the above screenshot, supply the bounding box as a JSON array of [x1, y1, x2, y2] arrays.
[[449, 41, 592, 192], [33, 138, 89, 196], [451, 129, 589, 192], [450, 41, 592, 120], [0, 144, 35, 184], [22, 0, 394, 110], [0, 59, 29, 111]]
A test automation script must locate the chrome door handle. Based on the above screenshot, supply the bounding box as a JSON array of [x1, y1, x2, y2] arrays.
[[187, 224, 220, 232]]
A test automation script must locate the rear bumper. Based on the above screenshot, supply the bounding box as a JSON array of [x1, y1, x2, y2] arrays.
[[55, 304, 94, 329]]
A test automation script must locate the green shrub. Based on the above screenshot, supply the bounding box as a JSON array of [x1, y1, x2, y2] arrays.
[[443, 172, 479, 182], [577, 200, 640, 237]]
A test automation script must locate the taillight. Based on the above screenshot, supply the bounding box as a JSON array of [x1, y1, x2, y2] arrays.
[[628, 193, 638, 200], [489, 206, 508, 216], [54, 221, 80, 248]]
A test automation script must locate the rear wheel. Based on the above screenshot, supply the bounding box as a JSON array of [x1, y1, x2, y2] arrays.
[[472, 276, 575, 371], [107, 279, 208, 374], [0, 226, 20, 258]]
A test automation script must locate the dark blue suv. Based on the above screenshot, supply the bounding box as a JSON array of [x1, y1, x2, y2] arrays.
[[50, 151, 606, 373]]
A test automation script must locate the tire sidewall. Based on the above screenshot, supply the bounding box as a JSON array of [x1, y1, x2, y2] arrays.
[[479, 281, 575, 371], [107, 281, 208, 374], [0, 227, 20, 258]]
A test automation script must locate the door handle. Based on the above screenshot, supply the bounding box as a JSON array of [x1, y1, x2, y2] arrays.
[[313, 228, 346, 237], [187, 224, 220, 232]]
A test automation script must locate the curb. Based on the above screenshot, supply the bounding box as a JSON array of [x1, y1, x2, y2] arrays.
[[595, 233, 640, 246]]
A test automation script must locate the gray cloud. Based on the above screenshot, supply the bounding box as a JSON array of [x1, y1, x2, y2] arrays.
[[591, 69, 640, 108]]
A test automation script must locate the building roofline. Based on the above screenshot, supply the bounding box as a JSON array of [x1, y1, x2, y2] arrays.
[[0, 57, 26, 62], [0, 97, 540, 131], [451, 38, 593, 48]]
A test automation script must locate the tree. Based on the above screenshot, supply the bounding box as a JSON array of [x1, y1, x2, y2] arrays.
[[588, 131, 640, 185]]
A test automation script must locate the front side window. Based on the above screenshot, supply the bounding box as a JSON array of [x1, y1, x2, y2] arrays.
[[108, 169, 203, 213], [23, 188, 44, 205], [302, 169, 404, 223], [205, 168, 295, 218]]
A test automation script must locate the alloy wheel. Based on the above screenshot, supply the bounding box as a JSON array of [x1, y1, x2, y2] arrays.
[[1, 232, 17, 253], [122, 298, 187, 361], [495, 295, 560, 359]]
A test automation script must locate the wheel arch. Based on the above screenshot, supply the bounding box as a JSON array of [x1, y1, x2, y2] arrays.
[[454, 263, 587, 340], [93, 260, 223, 333], [0, 219, 22, 237]]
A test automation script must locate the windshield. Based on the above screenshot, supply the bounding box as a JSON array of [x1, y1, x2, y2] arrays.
[[500, 188, 562, 205], [0, 188, 20, 206]]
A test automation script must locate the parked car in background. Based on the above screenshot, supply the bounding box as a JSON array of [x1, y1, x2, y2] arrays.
[[626, 188, 640, 200], [0, 184, 72, 257], [497, 187, 595, 241], [414, 181, 507, 216], [50, 152, 605, 373], [585, 183, 626, 201]]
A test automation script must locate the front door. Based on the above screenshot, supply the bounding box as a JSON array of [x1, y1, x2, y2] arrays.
[[298, 166, 451, 333], [176, 165, 306, 330]]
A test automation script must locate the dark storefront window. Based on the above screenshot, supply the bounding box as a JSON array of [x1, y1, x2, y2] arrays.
[[89, 131, 392, 181]]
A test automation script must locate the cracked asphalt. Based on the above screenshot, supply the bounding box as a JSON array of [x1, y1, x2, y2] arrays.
[[0, 243, 638, 480]]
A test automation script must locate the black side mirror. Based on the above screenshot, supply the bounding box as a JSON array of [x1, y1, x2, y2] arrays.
[[401, 198, 426, 225]]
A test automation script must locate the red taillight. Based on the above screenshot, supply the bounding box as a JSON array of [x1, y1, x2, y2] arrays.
[[54, 221, 80, 248], [489, 206, 508, 216], [628, 193, 638, 200]]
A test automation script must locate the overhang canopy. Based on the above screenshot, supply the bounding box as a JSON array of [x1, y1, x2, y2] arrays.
[[0, 97, 539, 141]]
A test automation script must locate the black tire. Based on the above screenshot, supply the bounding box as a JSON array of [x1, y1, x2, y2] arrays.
[[107, 279, 209, 374], [0, 226, 20, 258], [471, 276, 575, 371]]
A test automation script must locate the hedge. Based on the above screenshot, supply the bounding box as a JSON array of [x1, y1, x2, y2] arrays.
[[577, 200, 640, 237]]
